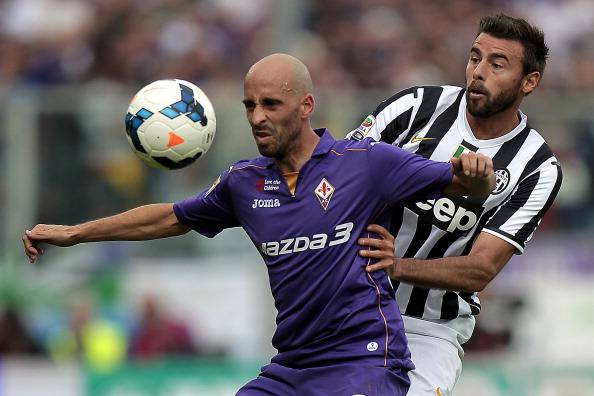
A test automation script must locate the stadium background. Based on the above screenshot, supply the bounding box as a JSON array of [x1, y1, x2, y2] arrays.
[[1, 0, 593, 395]]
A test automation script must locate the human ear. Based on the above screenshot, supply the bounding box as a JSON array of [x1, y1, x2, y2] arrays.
[[301, 94, 315, 118], [522, 71, 540, 95]]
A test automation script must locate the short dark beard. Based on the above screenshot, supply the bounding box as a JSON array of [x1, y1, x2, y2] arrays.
[[466, 81, 522, 118]]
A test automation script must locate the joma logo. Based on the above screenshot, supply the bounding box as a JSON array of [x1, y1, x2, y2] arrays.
[[252, 198, 281, 209]]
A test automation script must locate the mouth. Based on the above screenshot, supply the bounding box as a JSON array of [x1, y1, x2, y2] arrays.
[[253, 130, 273, 144], [468, 85, 488, 99]]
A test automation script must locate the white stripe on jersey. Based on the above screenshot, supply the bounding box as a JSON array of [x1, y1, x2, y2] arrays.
[[394, 208, 420, 257], [352, 85, 562, 344]]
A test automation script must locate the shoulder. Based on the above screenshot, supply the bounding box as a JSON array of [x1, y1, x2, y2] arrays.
[[524, 125, 561, 168], [331, 136, 382, 154], [380, 85, 462, 102], [216, 157, 271, 185], [375, 85, 464, 118], [228, 157, 270, 173]]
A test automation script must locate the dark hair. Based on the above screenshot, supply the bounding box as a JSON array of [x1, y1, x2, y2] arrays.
[[477, 14, 549, 76]]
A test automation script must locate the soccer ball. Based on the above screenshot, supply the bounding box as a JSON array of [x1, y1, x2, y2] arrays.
[[124, 79, 216, 169]]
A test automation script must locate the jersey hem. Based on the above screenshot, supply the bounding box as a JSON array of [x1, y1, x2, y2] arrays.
[[402, 315, 475, 359]]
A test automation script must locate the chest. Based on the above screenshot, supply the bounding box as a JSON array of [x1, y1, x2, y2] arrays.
[[232, 159, 379, 244]]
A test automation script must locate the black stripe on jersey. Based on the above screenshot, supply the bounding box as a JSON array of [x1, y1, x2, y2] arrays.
[[389, 205, 404, 239], [415, 89, 465, 157], [440, 291, 459, 319], [401, 220, 434, 316], [515, 165, 563, 243], [373, 87, 417, 116], [472, 125, 531, 207], [403, 218, 433, 258], [381, 108, 413, 144], [490, 125, 530, 174], [405, 286, 430, 317], [460, 139, 479, 152], [459, 292, 481, 315], [486, 171, 541, 231], [398, 86, 443, 148], [461, 207, 498, 255], [516, 142, 554, 182], [427, 231, 463, 259]]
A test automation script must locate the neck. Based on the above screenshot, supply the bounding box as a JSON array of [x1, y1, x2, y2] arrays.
[[276, 126, 320, 173], [466, 106, 522, 140]]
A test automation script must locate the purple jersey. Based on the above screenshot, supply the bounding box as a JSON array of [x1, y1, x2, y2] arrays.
[[174, 129, 452, 370]]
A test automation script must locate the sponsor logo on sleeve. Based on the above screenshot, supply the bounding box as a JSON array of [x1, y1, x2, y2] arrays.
[[349, 114, 376, 141]]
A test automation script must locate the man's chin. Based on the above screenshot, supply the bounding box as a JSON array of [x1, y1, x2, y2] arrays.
[[256, 145, 276, 158], [467, 103, 492, 118]]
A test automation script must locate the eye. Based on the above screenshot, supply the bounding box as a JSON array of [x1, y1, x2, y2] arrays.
[[262, 98, 281, 108], [469, 55, 479, 64], [492, 63, 503, 70]]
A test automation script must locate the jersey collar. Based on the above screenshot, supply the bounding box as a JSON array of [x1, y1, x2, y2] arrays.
[[311, 128, 335, 157], [256, 128, 335, 167]]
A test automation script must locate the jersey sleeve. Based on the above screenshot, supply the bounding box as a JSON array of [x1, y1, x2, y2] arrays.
[[346, 87, 421, 144], [173, 167, 239, 237], [367, 141, 453, 204], [483, 160, 562, 253]]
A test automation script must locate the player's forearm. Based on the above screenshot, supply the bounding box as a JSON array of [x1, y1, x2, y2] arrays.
[[72, 204, 189, 244], [391, 255, 497, 292]]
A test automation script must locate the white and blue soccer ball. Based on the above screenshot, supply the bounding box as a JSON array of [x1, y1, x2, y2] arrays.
[[125, 79, 216, 169]]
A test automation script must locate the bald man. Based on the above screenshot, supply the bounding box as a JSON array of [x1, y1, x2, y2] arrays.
[[23, 54, 495, 395]]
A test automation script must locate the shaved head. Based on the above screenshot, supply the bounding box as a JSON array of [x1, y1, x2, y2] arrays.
[[245, 53, 313, 97]]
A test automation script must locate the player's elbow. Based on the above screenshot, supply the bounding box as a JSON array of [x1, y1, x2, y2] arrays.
[[463, 255, 499, 292], [468, 277, 490, 293]]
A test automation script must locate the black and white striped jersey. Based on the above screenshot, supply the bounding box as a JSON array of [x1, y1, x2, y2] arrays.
[[348, 85, 562, 343]]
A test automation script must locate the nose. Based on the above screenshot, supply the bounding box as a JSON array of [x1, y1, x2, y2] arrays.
[[471, 59, 486, 81], [251, 104, 267, 126]]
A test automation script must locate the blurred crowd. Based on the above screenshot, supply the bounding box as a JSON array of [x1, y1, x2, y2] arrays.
[[1, 0, 593, 230], [2, 0, 593, 92], [0, 291, 217, 371], [1, 0, 594, 364]]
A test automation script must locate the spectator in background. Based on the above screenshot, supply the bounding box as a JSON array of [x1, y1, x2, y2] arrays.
[[0, 308, 42, 355], [47, 297, 127, 372], [130, 294, 198, 359]]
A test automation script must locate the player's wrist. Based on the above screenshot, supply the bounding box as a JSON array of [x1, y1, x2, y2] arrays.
[[67, 224, 84, 245], [388, 258, 402, 278]]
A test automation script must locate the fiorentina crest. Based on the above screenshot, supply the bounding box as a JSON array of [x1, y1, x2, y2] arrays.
[[315, 178, 335, 210]]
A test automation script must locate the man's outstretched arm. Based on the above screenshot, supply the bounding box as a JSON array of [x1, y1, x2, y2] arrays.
[[359, 224, 514, 292], [22, 203, 190, 263]]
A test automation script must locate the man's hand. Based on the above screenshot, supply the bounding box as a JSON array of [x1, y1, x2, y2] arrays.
[[358, 224, 398, 275], [22, 224, 78, 263], [447, 152, 495, 196]]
